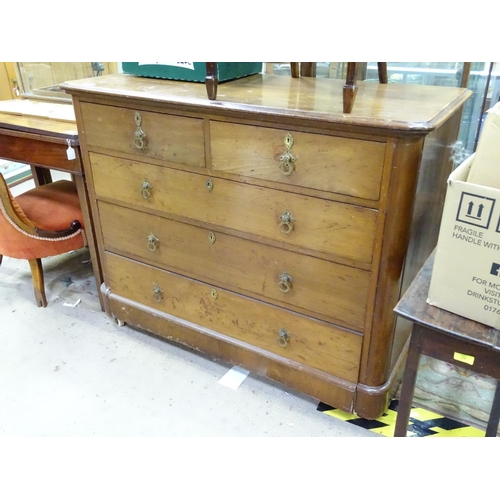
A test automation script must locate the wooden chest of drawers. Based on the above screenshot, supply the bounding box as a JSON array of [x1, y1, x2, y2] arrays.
[[62, 73, 471, 419]]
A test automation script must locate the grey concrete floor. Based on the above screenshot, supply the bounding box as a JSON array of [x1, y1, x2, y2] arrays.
[[0, 173, 379, 437]]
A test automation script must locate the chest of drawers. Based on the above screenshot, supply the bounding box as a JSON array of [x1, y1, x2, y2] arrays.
[[62, 73, 470, 419]]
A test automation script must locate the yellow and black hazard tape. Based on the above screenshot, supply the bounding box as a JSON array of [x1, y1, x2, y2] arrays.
[[317, 400, 486, 437]]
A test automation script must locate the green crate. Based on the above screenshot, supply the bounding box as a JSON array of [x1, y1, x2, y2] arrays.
[[121, 62, 262, 83]]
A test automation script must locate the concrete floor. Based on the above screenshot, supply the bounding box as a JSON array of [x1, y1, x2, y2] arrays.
[[0, 174, 378, 438]]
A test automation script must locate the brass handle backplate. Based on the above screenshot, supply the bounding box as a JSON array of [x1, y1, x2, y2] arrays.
[[134, 112, 147, 149], [277, 328, 290, 347], [141, 180, 152, 199], [208, 231, 216, 244], [279, 132, 296, 176], [279, 210, 295, 234], [147, 232, 159, 252], [278, 272, 293, 293], [206, 178, 213, 192], [153, 285, 163, 302]]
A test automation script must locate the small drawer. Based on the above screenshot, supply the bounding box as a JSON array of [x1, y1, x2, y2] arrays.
[[80, 102, 205, 169], [90, 153, 378, 265], [210, 121, 386, 201], [105, 253, 362, 382], [98, 201, 370, 330]]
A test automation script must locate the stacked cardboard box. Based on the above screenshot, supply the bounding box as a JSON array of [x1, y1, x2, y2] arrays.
[[428, 102, 500, 328]]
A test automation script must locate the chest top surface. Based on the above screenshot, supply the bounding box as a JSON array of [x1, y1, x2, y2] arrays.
[[62, 73, 471, 135]]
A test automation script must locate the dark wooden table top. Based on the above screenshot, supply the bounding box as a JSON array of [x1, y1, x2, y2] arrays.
[[395, 251, 500, 350]]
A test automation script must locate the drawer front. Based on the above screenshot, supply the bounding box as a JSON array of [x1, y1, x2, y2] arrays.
[[80, 102, 205, 168], [105, 253, 362, 382], [210, 121, 386, 200], [98, 201, 370, 330], [90, 153, 378, 265]]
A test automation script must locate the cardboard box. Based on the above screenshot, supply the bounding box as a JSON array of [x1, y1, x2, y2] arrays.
[[428, 153, 500, 328], [467, 101, 500, 189], [121, 62, 262, 83]]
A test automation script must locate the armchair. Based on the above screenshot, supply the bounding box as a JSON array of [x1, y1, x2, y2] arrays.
[[0, 173, 86, 307]]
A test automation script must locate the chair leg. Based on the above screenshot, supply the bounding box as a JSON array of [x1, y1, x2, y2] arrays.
[[205, 62, 218, 100], [290, 62, 300, 78], [28, 258, 47, 307], [343, 62, 358, 113], [378, 62, 388, 83]]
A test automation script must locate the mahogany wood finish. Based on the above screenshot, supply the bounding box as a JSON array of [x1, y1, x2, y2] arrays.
[[394, 252, 500, 437], [62, 73, 470, 419]]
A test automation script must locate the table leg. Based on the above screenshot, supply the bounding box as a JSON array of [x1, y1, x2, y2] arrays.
[[394, 325, 423, 437], [31, 165, 52, 186], [485, 380, 500, 437]]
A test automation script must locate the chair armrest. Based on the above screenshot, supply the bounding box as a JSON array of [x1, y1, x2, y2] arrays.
[[35, 220, 82, 239]]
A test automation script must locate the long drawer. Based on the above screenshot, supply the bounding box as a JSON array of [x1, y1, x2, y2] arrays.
[[80, 102, 205, 168], [105, 252, 363, 382], [210, 121, 386, 201], [90, 153, 378, 265], [98, 201, 370, 329]]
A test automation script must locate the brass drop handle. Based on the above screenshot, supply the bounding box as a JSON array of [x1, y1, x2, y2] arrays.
[[278, 272, 293, 293], [277, 328, 290, 347], [279, 132, 296, 176], [134, 111, 147, 149], [141, 180, 152, 199], [147, 232, 159, 251], [153, 285, 163, 302], [279, 210, 295, 234], [134, 128, 147, 149]]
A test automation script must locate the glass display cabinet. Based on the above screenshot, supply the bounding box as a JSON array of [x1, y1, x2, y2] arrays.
[[13, 62, 118, 101]]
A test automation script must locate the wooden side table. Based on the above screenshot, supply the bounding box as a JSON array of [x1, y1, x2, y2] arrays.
[[394, 251, 500, 437], [0, 99, 103, 309]]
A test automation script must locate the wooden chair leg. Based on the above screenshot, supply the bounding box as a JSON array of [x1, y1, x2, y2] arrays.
[[300, 62, 316, 77], [205, 62, 218, 100], [378, 62, 388, 84], [28, 258, 47, 307], [290, 62, 300, 78], [343, 62, 358, 113]]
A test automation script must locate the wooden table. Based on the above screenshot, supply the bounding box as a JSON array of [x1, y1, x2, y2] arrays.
[[394, 251, 500, 437], [0, 99, 103, 309]]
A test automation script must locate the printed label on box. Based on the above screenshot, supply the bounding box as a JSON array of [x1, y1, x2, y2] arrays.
[[138, 62, 195, 70]]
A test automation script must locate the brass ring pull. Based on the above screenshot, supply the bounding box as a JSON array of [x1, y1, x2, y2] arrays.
[[147, 232, 159, 252], [279, 132, 296, 176], [277, 328, 290, 347], [134, 112, 147, 149], [279, 210, 295, 235], [279, 151, 296, 176], [153, 285, 163, 302], [141, 180, 152, 199], [134, 128, 147, 149], [278, 272, 293, 293]]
